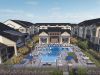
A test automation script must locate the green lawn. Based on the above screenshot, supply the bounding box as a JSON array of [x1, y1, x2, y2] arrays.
[[68, 52, 74, 56], [83, 51, 100, 67]]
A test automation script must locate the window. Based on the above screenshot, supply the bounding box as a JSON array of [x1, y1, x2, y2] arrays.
[[92, 29, 96, 36]]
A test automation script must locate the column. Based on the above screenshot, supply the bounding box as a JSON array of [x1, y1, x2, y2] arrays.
[[0, 56, 1, 64], [47, 37, 49, 44], [68, 37, 70, 44], [60, 36, 62, 44], [14, 45, 18, 56]]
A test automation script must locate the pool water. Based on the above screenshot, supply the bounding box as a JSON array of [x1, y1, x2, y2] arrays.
[[39, 45, 73, 62]]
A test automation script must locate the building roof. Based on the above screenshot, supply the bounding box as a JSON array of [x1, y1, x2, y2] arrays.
[[0, 31, 19, 42], [61, 32, 70, 36], [61, 29, 71, 34], [70, 24, 78, 27], [48, 27, 62, 32], [39, 27, 71, 35], [0, 22, 25, 35], [39, 32, 48, 36], [39, 29, 48, 34], [0, 43, 7, 50], [94, 22, 100, 26], [39, 27, 62, 34], [79, 18, 100, 26], [0, 22, 15, 32], [11, 20, 34, 28], [48, 27, 71, 34], [0, 22, 25, 42], [35, 23, 72, 26]]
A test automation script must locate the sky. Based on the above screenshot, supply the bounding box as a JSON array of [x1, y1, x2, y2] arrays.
[[0, 0, 100, 23]]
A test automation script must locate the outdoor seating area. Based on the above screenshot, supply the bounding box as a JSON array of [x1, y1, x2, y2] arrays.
[[16, 43, 96, 68], [42, 63, 51, 66], [48, 44, 63, 47], [33, 44, 73, 66]]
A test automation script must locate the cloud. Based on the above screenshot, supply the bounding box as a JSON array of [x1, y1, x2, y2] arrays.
[[25, 1, 38, 5], [26, 13, 35, 18], [0, 9, 35, 22], [0, 9, 23, 13], [45, 6, 100, 23], [0, 8, 100, 23], [51, 7, 61, 10], [0, 9, 33, 16], [32, 10, 100, 23]]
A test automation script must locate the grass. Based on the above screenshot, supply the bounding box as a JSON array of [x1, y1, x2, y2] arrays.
[[83, 50, 100, 67], [68, 52, 74, 56]]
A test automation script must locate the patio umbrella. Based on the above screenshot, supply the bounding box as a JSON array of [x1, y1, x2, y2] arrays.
[[25, 55, 33, 61], [66, 56, 73, 61]]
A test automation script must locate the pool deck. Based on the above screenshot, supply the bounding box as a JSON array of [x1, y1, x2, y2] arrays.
[[19, 44, 69, 67], [17, 44, 96, 68]]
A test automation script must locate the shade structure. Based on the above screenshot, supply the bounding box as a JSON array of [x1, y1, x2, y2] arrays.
[[25, 55, 33, 61], [66, 56, 73, 60]]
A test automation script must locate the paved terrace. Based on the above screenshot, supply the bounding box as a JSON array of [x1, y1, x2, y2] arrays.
[[14, 44, 96, 68]]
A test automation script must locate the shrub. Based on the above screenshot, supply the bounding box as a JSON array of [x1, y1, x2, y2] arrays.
[[11, 55, 23, 64], [70, 37, 78, 45], [67, 52, 78, 63], [77, 67, 87, 75], [69, 68, 74, 75], [88, 50, 100, 61], [33, 35, 39, 43], [77, 40, 88, 50], [18, 46, 29, 55], [51, 70, 63, 75]]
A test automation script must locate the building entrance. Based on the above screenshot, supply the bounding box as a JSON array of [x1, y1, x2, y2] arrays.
[[50, 36, 59, 43]]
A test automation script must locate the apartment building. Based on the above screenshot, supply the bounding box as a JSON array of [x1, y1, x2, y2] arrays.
[[0, 43, 8, 64], [0, 23, 28, 56], [4, 20, 36, 35], [72, 18, 100, 52], [71, 24, 78, 36]]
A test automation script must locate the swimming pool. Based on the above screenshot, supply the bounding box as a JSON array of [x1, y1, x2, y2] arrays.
[[39, 45, 73, 62]]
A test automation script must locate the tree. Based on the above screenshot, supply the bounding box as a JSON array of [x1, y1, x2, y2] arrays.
[[33, 35, 39, 43], [78, 40, 88, 50], [70, 37, 78, 45]]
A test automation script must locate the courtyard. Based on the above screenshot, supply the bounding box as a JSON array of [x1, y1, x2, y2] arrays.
[[13, 26, 96, 69], [15, 43, 96, 68]]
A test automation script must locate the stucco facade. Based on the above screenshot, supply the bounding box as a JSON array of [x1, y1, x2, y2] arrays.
[[0, 36, 18, 56]]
